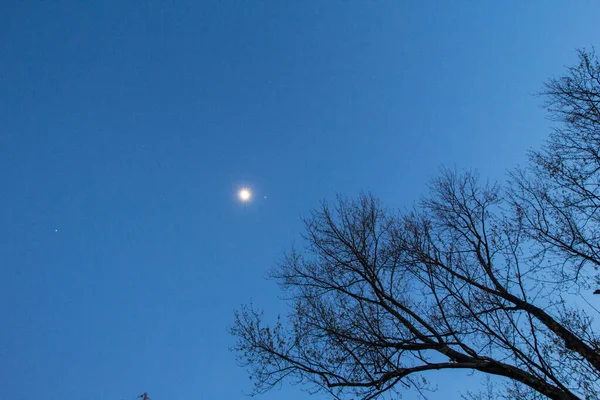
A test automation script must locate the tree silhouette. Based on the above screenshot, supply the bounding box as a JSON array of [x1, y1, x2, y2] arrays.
[[230, 49, 600, 400]]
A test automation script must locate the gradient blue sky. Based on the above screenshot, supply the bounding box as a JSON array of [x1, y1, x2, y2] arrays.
[[1, 2, 599, 400]]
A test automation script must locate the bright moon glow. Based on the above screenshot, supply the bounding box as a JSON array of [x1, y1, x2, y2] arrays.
[[238, 188, 252, 202]]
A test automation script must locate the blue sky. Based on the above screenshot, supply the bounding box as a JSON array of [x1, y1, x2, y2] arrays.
[[1, 1, 599, 399]]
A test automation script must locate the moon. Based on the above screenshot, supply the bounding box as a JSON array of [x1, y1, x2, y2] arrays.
[[238, 188, 252, 202]]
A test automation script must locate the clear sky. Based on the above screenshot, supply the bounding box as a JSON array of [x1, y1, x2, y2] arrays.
[[1, 1, 599, 400]]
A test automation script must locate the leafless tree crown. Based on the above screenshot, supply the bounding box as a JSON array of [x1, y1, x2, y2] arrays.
[[230, 49, 600, 400]]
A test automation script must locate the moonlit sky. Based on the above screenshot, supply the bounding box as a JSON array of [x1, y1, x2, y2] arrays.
[[1, 2, 599, 400]]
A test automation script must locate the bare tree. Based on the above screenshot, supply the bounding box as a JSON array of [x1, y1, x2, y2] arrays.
[[510, 48, 600, 291], [230, 50, 600, 399]]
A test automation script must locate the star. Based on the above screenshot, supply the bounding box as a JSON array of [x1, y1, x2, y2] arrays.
[[238, 188, 252, 202]]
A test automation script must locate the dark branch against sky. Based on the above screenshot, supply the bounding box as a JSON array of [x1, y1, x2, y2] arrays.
[[0, 1, 599, 399]]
